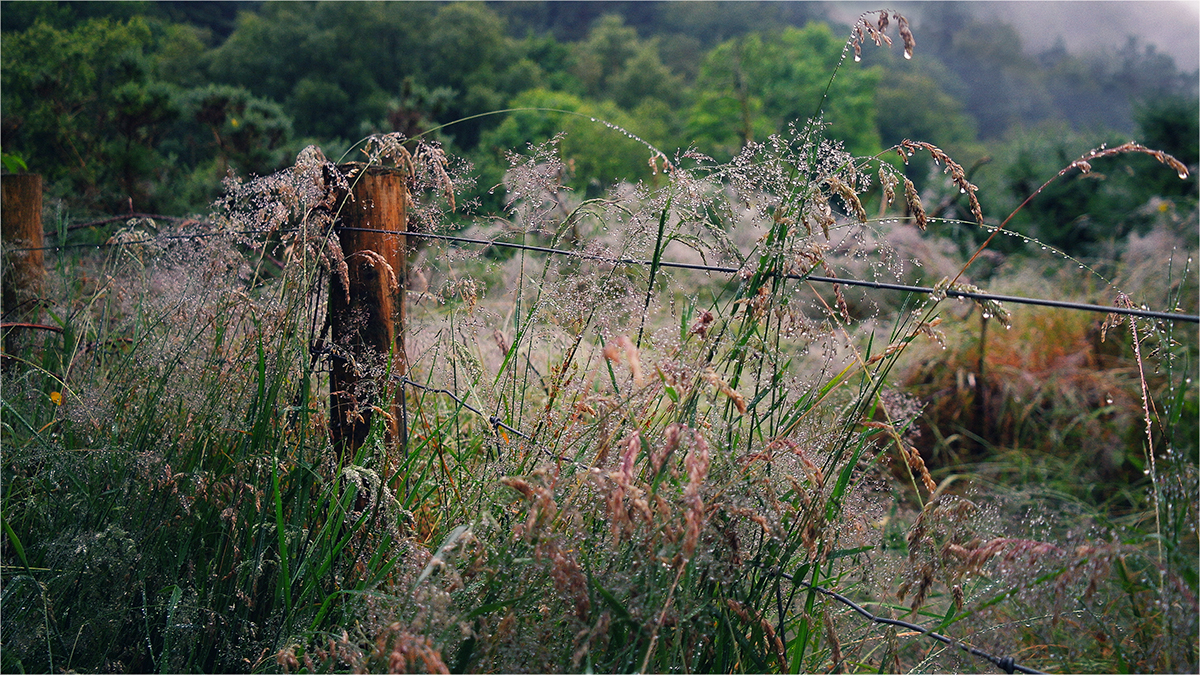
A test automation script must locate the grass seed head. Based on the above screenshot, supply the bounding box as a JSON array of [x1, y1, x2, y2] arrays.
[[897, 13, 915, 59], [902, 176, 928, 231]]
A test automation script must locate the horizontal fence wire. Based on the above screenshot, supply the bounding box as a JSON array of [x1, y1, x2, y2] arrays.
[[760, 565, 1046, 675], [387, 228, 1200, 325], [396, 376, 530, 442], [10, 220, 1197, 323]]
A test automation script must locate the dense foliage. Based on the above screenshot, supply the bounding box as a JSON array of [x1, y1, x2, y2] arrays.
[[2, 0, 1196, 256]]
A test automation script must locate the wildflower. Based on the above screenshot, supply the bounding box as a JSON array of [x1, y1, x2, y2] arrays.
[[897, 14, 915, 59], [879, 166, 898, 207], [806, 191, 836, 239], [616, 335, 643, 387], [901, 140, 983, 224], [653, 423, 685, 474], [903, 445, 937, 496]]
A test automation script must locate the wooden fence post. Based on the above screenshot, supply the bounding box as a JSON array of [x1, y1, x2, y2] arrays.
[[2, 173, 44, 319], [328, 164, 408, 464], [2, 173, 44, 362]]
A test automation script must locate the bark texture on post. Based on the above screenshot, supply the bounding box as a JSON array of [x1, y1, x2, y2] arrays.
[[2, 173, 44, 320], [328, 164, 407, 463], [2, 173, 44, 363]]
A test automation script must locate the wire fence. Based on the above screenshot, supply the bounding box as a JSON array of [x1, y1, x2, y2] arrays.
[[6, 211, 1190, 675], [394, 229, 1200, 324], [764, 566, 1046, 675], [9, 219, 1199, 324]]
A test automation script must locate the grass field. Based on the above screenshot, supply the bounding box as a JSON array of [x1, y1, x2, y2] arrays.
[[3, 13, 1196, 674]]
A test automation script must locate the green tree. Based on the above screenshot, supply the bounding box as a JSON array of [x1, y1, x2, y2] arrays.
[[207, 2, 434, 142], [916, 4, 1056, 139], [1131, 96, 1199, 199], [187, 85, 293, 175], [876, 70, 977, 153], [0, 0, 157, 32], [1, 16, 182, 211], [875, 64, 985, 191], [149, 20, 213, 88], [971, 115, 1195, 257], [206, 2, 537, 149], [476, 88, 667, 199], [416, 2, 529, 148], [686, 23, 883, 160], [571, 15, 686, 112]]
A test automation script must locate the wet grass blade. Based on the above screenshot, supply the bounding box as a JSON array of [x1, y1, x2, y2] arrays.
[[637, 196, 673, 348]]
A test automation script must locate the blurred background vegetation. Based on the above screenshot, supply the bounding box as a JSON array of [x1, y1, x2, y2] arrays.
[[2, 0, 1197, 258]]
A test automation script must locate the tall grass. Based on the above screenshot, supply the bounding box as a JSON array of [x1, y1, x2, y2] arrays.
[[0, 150, 423, 672], [3, 10, 1196, 674]]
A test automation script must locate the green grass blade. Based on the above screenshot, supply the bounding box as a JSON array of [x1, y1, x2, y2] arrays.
[[637, 195, 673, 348], [273, 463, 293, 615], [2, 515, 31, 573]]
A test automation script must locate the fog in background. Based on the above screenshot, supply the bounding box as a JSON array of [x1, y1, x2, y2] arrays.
[[833, 1, 1199, 71]]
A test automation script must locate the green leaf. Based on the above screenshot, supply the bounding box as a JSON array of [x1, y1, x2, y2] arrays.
[[1, 152, 29, 173], [2, 516, 31, 573], [160, 585, 183, 674]]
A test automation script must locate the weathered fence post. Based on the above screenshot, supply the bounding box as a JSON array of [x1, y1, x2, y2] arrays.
[[2, 173, 45, 361], [2, 173, 44, 318], [328, 164, 407, 464]]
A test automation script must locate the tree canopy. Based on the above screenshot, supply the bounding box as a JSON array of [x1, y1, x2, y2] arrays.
[[2, 0, 1195, 254]]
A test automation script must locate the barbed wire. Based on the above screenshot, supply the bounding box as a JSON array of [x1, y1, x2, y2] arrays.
[[395, 376, 529, 442]]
